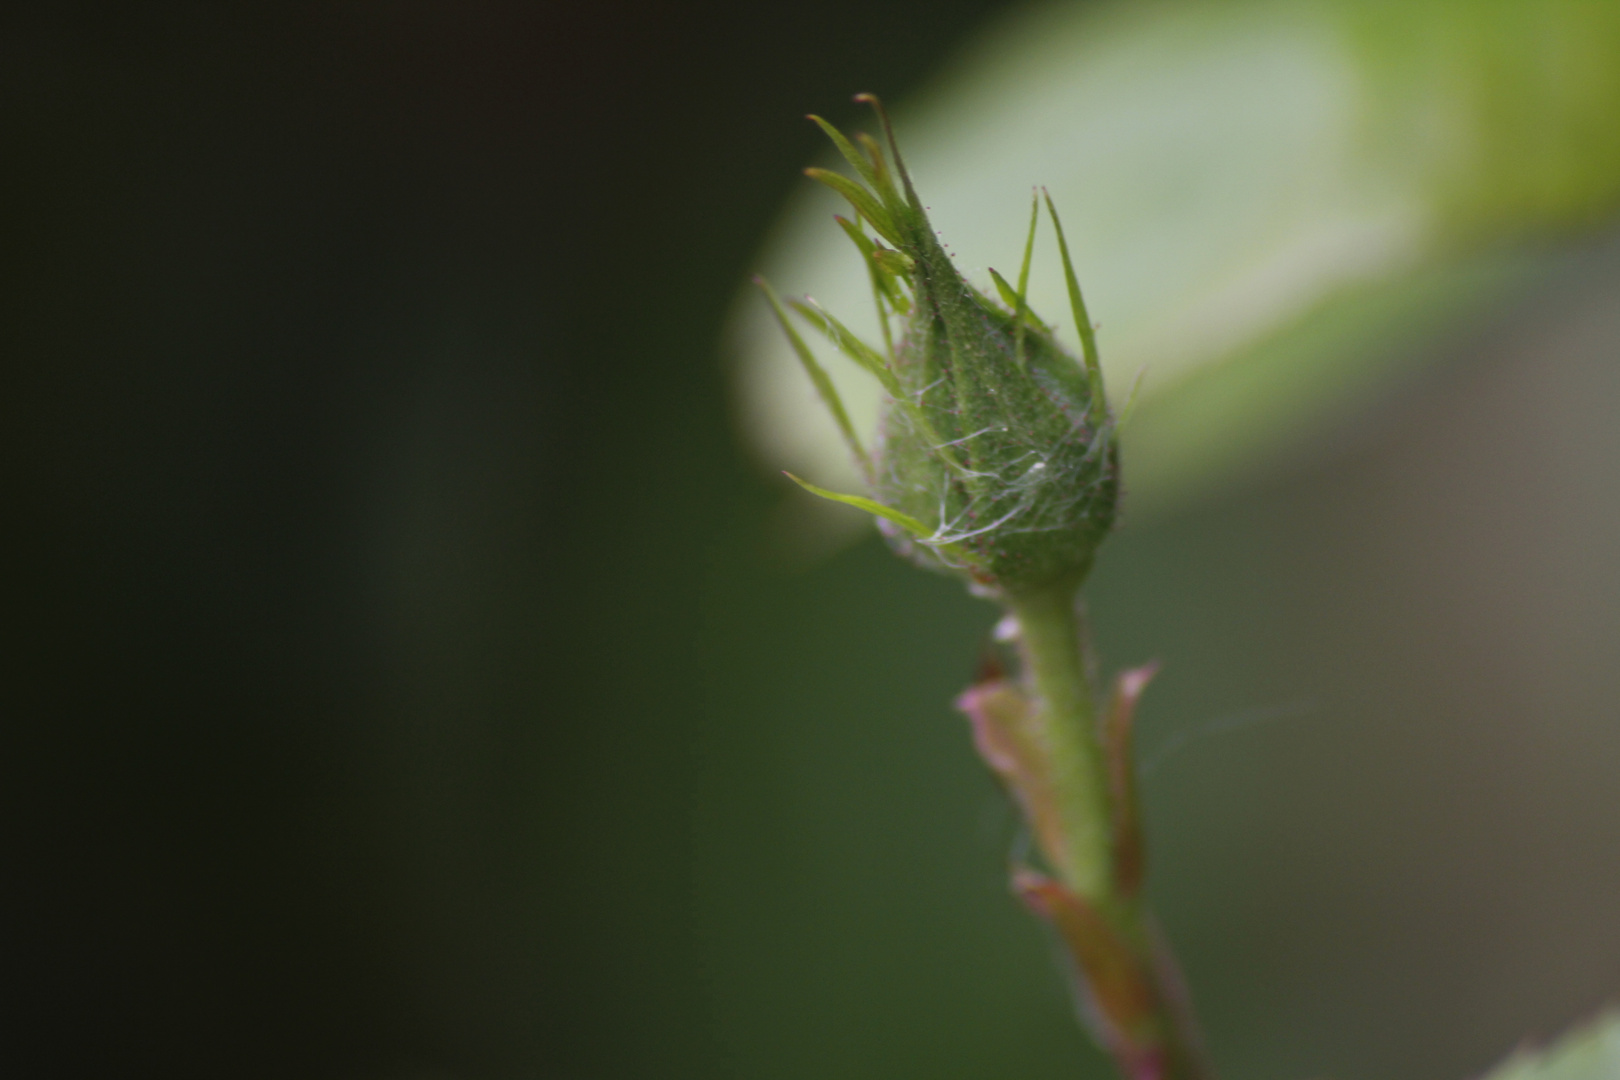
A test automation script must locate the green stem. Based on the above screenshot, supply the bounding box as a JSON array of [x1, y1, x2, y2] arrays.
[[1006, 583, 1214, 1080], [1007, 584, 1113, 901]]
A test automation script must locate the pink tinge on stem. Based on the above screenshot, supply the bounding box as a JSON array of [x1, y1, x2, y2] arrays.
[[1104, 661, 1160, 897], [1014, 867, 1168, 1080], [956, 679, 1024, 778], [956, 678, 1075, 885]]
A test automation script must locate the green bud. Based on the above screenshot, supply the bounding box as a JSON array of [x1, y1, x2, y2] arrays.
[[766, 95, 1120, 599]]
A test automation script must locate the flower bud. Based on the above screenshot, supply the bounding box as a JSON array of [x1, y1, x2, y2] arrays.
[[760, 96, 1120, 599]]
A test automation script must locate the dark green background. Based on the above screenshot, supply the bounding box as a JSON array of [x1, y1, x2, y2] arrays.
[[7, 4, 1619, 1079]]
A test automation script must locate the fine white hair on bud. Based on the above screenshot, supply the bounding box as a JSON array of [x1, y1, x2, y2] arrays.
[[759, 95, 1120, 598]]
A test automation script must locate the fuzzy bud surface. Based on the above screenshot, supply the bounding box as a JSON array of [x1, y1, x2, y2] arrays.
[[761, 97, 1120, 598]]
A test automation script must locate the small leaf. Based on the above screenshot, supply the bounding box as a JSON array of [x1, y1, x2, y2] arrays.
[[989, 267, 1022, 312], [833, 213, 878, 263], [1043, 189, 1106, 425], [1014, 191, 1040, 370], [871, 247, 915, 277], [854, 132, 900, 204], [853, 93, 920, 209], [1016, 189, 1039, 302], [787, 295, 968, 481], [783, 473, 977, 565], [832, 215, 901, 357], [754, 277, 869, 475], [804, 168, 901, 246], [787, 298, 901, 396], [1103, 662, 1159, 898], [807, 114, 884, 196], [783, 472, 929, 537]]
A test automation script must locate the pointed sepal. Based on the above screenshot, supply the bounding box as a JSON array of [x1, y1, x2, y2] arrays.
[[1103, 661, 1160, 898], [803, 168, 901, 246], [783, 472, 975, 568], [764, 98, 1121, 597]]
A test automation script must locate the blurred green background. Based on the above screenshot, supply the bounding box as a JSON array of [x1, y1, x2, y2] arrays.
[[6, 3, 1619, 1079]]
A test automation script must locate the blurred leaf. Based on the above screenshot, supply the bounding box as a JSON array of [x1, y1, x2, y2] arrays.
[[735, 0, 1620, 538], [1123, 252, 1536, 511], [1479, 1012, 1620, 1080]]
